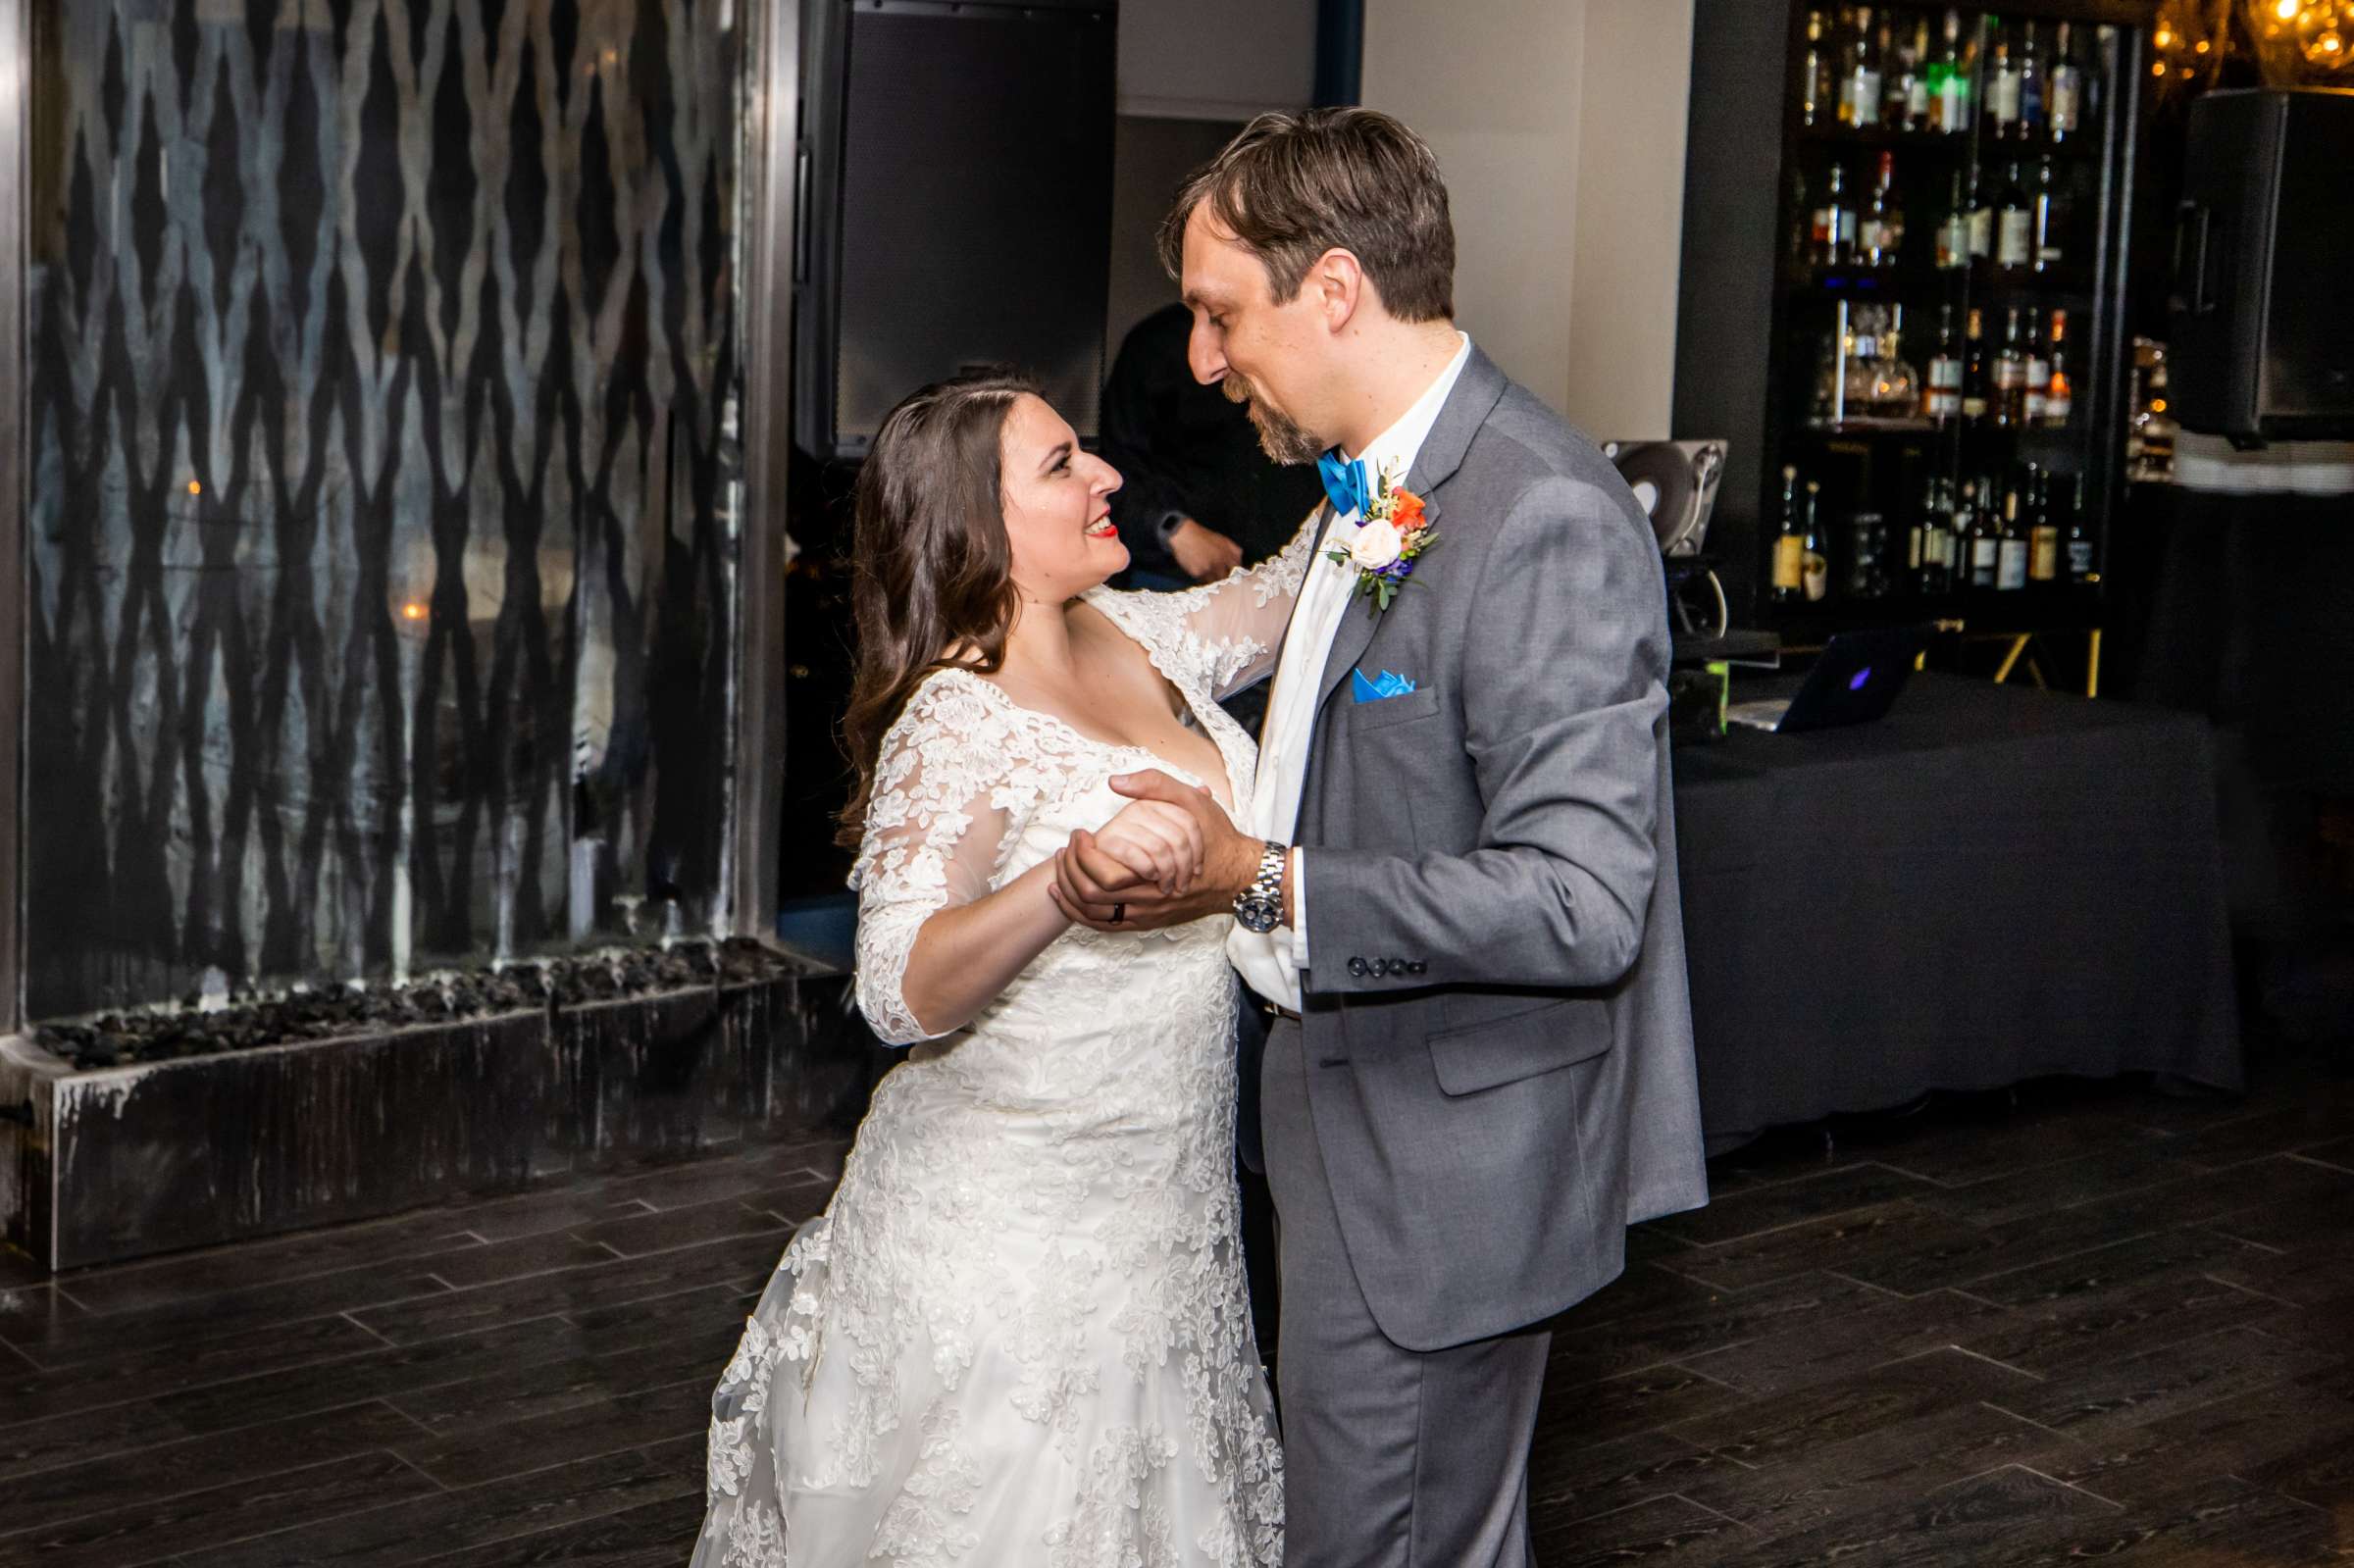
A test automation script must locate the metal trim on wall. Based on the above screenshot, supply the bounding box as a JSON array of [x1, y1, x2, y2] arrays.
[[0, 0, 25, 1036], [733, 0, 798, 940]]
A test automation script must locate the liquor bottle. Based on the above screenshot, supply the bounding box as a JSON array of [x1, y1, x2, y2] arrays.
[[2023, 313, 2051, 426], [1992, 307, 2026, 428], [1924, 304, 1964, 424], [1844, 8, 1882, 127], [1965, 162, 1993, 264], [1916, 475, 1954, 595], [1816, 162, 1856, 267], [1803, 10, 1831, 127], [2048, 23, 2083, 142], [1996, 481, 2028, 591], [1904, 15, 1933, 129], [2017, 22, 2044, 140], [1933, 8, 1971, 134], [2044, 309, 2073, 427], [2032, 157, 2063, 274], [1802, 480, 1831, 602], [1935, 169, 1967, 268], [2064, 475, 2095, 583], [1960, 306, 1989, 424], [1864, 152, 1903, 268], [1962, 481, 1997, 589], [1771, 465, 1806, 602], [2027, 467, 2061, 584], [1996, 161, 2032, 272], [1985, 24, 2021, 140]]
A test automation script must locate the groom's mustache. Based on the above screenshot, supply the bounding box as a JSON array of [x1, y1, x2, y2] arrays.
[[1222, 376, 1252, 407]]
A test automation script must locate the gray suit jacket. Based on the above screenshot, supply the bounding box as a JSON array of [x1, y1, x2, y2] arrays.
[[1289, 345, 1710, 1353]]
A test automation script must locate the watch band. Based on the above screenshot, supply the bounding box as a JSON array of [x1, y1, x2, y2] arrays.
[[1233, 840, 1288, 931]]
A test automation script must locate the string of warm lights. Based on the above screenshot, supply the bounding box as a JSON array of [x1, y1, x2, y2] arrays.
[[2152, 0, 2354, 95]]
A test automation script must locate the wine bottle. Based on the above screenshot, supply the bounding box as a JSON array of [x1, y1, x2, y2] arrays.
[[2027, 467, 2061, 584], [2023, 313, 2051, 426], [1996, 482, 2028, 591], [1771, 465, 1806, 602], [1960, 306, 1989, 424], [1904, 15, 1932, 129], [1865, 151, 1903, 269], [1817, 161, 1856, 267], [1802, 481, 1831, 602], [1925, 304, 1964, 425], [2045, 309, 2073, 427], [2017, 22, 2044, 140], [1803, 10, 1831, 127], [1993, 306, 2026, 429], [2032, 156, 2063, 274], [1985, 24, 2021, 139], [1963, 481, 1997, 589], [1996, 160, 2032, 271], [2049, 23, 2083, 142], [2064, 475, 2095, 583], [1934, 8, 1971, 134], [1844, 7, 1882, 127]]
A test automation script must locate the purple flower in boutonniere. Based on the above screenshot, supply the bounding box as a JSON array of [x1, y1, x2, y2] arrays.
[[1325, 467, 1438, 614]]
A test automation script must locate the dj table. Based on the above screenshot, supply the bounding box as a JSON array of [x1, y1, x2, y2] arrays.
[[1670, 674, 2242, 1151]]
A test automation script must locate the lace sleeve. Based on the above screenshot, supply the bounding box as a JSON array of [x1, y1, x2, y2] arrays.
[[1089, 503, 1323, 699], [848, 676, 1015, 1045]]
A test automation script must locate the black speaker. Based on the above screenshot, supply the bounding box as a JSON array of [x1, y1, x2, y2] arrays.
[[2171, 87, 2354, 443], [796, 0, 1118, 460]]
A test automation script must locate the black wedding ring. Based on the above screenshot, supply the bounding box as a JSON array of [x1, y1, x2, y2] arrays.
[[1109, 903, 1126, 925]]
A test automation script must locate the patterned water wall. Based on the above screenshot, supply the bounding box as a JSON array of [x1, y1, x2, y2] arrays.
[[25, 0, 747, 1020]]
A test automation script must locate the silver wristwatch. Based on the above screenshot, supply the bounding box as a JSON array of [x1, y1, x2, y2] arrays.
[[1232, 840, 1289, 935]]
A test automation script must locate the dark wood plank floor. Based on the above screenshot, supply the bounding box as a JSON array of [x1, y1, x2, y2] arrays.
[[1, 1044, 2347, 1566]]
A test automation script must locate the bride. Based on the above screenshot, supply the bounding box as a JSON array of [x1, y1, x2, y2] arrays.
[[691, 373, 1310, 1567]]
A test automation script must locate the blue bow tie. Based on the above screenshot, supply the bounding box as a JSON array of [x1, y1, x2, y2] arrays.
[[1317, 450, 1370, 519]]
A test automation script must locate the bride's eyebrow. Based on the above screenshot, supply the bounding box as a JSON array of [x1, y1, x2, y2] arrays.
[[1039, 441, 1073, 475]]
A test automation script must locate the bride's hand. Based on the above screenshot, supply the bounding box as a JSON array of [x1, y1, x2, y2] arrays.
[[1082, 799, 1205, 897]]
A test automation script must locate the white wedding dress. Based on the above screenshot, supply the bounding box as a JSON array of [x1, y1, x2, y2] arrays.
[[691, 520, 1316, 1568]]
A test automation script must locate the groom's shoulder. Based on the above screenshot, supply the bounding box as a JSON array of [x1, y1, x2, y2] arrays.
[[1458, 380, 1647, 538]]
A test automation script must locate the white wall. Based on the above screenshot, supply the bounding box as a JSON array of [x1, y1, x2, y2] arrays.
[[1363, 0, 1694, 438], [1118, 0, 1319, 121]]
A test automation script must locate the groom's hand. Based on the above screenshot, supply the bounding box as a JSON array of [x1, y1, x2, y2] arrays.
[[1049, 770, 1261, 932]]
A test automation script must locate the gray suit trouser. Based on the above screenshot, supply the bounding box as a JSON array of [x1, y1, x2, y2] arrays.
[[1260, 1018, 1553, 1568]]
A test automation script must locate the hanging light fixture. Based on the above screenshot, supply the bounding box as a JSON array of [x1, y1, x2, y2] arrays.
[[2239, 0, 2354, 81], [2153, 0, 2235, 96]]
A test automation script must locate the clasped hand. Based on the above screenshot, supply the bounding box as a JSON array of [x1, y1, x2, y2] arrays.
[[1049, 770, 1258, 933]]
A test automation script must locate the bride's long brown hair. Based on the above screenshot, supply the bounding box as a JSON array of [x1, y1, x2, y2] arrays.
[[837, 373, 1040, 848]]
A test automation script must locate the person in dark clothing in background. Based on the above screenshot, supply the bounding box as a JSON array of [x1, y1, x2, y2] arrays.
[[1101, 301, 1327, 592]]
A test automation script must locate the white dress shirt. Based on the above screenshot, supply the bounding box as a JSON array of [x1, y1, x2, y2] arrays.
[[1228, 332, 1472, 1011]]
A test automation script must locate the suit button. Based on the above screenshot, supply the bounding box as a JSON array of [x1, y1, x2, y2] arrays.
[[1389, 957, 1408, 975], [1367, 958, 1390, 978], [1406, 960, 1426, 976], [1346, 956, 1367, 978]]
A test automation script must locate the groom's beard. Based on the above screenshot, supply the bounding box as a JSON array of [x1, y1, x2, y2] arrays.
[[1225, 376, 1325, 466]]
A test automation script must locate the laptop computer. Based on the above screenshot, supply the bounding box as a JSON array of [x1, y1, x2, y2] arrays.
[[1724, 627, 1925, 734]]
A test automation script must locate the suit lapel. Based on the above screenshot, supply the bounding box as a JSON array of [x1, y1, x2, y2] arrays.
[[1309, 346, 1510, 727]]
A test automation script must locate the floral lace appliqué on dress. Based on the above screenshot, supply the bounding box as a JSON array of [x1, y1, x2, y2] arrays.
[[690, 516, 1317, 1568]]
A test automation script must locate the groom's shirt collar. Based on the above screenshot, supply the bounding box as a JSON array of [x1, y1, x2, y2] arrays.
[[1336, 330, 1473, 508]]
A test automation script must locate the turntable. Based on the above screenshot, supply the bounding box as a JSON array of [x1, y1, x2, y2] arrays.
[[1600, 437, 1736, 642]]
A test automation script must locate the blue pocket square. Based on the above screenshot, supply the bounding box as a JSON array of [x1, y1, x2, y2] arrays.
[[1352, 669, 1419, 703]]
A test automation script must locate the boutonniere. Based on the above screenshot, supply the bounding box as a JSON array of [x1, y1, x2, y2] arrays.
[[1325, 465, 1439, 614]]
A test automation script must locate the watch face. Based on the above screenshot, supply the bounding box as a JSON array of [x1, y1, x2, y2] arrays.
[[1235, 895, 1281, 935]]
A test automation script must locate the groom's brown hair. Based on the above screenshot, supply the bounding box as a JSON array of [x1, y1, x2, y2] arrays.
[[1158, 107, 1455, 323]]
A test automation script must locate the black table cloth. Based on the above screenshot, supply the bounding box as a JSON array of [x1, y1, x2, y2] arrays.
[[1671, 674, 2241, 1151]]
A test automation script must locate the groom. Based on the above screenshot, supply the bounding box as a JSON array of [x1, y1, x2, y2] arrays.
[[1052, 108, 1709, 1565]]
